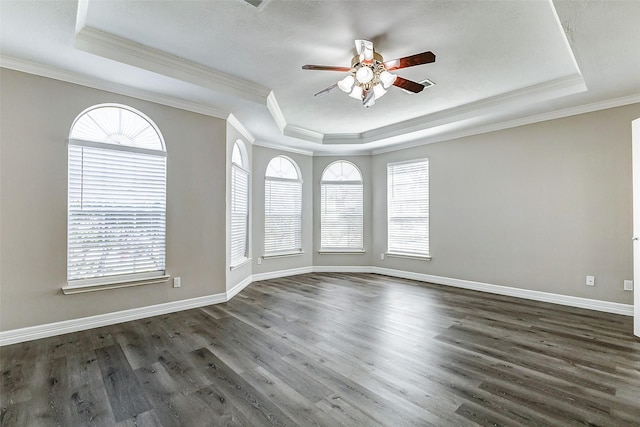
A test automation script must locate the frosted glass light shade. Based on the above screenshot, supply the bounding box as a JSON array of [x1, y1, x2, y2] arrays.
[[338, 75, 355, 93], [373, 84, 387, 99], [355, 66, 374, 84], [379, 71, 397, 89], [349, 86, 363, 99]]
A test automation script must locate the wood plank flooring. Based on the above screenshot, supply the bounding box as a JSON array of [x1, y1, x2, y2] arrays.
[[1, 272, 639, 426]]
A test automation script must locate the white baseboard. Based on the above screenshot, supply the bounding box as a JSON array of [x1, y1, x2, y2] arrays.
[[1, 266, 633, 346], [252, 266, 313, 282], [0, 292, 227, 346], [370, 267, 634, 316], [313, 265, 373, 273], [226, 275, 253, 300]]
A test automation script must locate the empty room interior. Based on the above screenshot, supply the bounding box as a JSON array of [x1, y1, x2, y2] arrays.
[[1, 0, 640, 425]]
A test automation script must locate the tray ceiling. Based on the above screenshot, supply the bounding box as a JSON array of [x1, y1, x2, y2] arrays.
[[1, 0, 639, 154]]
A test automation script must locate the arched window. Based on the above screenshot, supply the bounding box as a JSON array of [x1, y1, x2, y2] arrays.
[[264, 156, 302, 255], [231, 141, 249, 266], [67, 104, 167, 287], [321, 160, 363, 251]]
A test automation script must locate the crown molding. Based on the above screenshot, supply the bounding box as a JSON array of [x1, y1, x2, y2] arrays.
[[227, 113, 255, 144], [264, 73, 588, 149], [252, 140, 314, 156], [0, 55, 228, 119], [75, 26, 270, 104], [267, 92, 287, 131], [371, 93, 640, 154]]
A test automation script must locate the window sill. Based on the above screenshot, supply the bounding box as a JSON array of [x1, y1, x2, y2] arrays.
[[318, 250, 365, 255], [385, 252, 432, 261], [263, 251, 304, 259], [62, 274, 171, 295], [230, 257, 251, 270]]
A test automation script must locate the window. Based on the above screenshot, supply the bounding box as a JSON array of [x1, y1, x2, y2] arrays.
[[264, 156, 302, 255], [387, 159, 429, 257], [67, 104, 167, 286], [230, 141, 249, 266], [321, 160, 363, 251]]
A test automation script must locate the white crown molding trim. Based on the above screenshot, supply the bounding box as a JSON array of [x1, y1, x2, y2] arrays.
[[1, 266, 632, 346], [227, 113, 256, 144], [371, 93, 640, 155], [267, 92, 287, 132], [362, 74, 587, 144], [283, 125, 324, 144], [0, 55, 228, 119], [0, 292, 227, 346], [370, 267, 634, 316], [267, 73, 588, 149], [75, 26, 270, 104], [252, 140, 314, 156]]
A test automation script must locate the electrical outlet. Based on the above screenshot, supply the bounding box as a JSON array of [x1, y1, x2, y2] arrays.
[[624, 280, 633, 291], [380, 253, 385, 260], [173, 277, 181, 288], [257, 257, 262, 265], [586, 276, 595, 286]]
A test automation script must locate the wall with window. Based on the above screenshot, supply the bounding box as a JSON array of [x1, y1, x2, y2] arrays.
[[251, 145, 313, 275], [313, 155, 373, 267], [372, 104, 640, 305], [0, 69, 227, 330]]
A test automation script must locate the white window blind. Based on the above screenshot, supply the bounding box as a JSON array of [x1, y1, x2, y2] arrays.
[[321, 161, 363, 251], [264, 156, 302, 255], [68, 105, 166, 284], [387, 159, 429, 257], [231, 158, 249, 264]]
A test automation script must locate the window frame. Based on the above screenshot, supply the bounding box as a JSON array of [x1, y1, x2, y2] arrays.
[[386, 158, 430, 259], [65, 104, 168, 292], [320, 160, 364, 253], [230, 140, 250, 268], [264, 156, 303, 257]]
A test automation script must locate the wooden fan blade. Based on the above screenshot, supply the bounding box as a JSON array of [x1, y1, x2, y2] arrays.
[[393, 76, 425, 93], [302, 65, 351, 72], [314, 83, 338, 97], [384, 51, 436, 71]]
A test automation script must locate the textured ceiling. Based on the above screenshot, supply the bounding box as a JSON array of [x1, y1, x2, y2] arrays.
[[1, 0, 639, 154]]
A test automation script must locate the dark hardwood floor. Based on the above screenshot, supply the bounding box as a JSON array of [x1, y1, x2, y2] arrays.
[[1, 273, 639, 426]]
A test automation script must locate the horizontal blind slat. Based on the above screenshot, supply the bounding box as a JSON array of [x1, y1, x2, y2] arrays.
[[387, 160, 429, 256], [68, 144, 166, 281]]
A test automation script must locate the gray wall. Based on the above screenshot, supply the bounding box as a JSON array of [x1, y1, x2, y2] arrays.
[[251, 145, 313, 275], [1, 68, 637, 333], [372, 104, 640, 304], [0, 69, 227, 331]]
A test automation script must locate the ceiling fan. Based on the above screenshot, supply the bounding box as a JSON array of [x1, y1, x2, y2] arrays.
[[302, 40, 436, 107]]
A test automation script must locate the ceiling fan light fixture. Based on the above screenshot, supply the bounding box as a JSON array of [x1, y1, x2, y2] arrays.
[[355, 66, 374, 84], [338, 75, 355, 92], [379, 70, 397, 89]]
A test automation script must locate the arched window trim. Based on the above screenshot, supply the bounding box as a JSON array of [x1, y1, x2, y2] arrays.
[[64, 104, 168, 293], [320, 160, 364, 253], [69, 103, 166, 154], [230, 140, 250, 267], [264, 156, 303, 257]]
